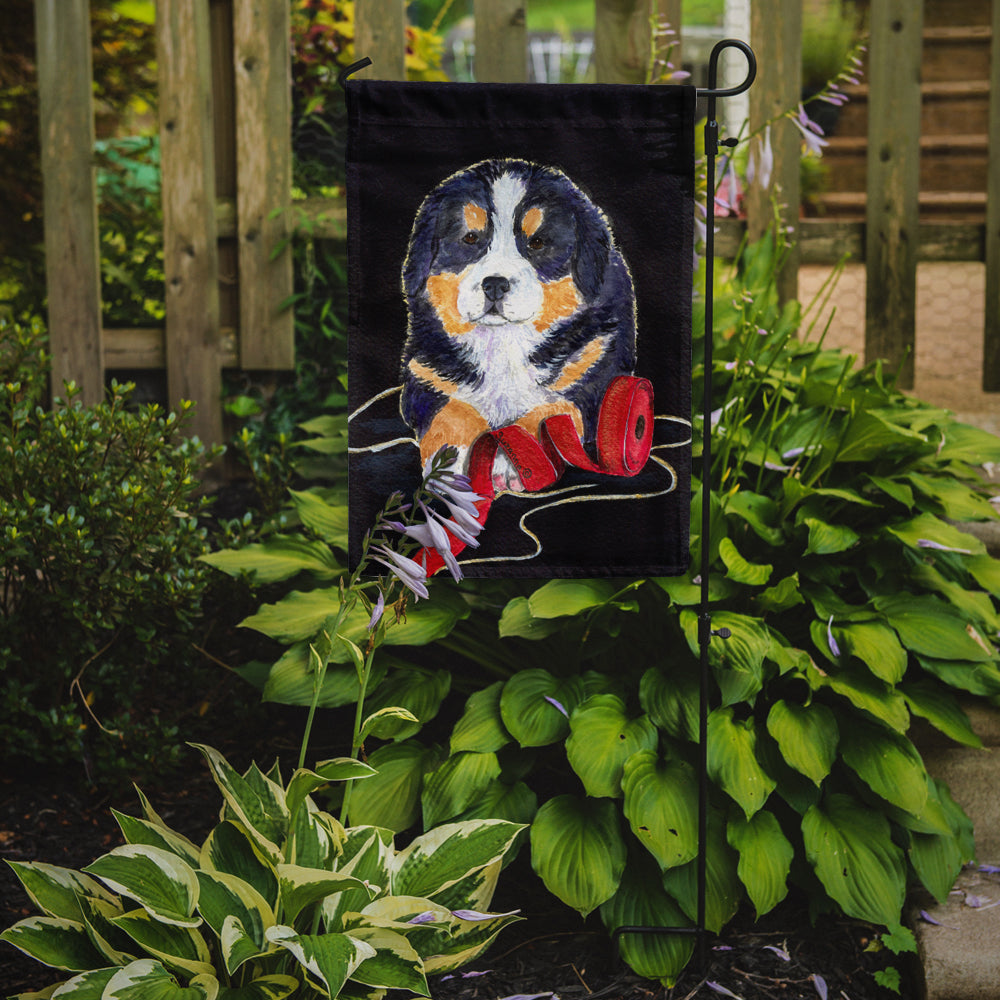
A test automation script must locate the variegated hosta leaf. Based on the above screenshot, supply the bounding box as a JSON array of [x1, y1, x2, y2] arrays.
[[802, 793, 906, 926], [83, 846, 200, 928], [499, 669, 585, 747], [200, 822, 278, 910], [565, 695, 658, 799], [45, 966, 118, 997], [288, 801, 344, 870], [345, 926, 429, 995], [265, 926, 375, 998], [450, 681, 511, 754], [421, 751, 501, 829], [529, 795, 626, 917], [276, 864, 375, 925], [112, 811, 202, 868], [77, 894, 136, 966], [285, 760, 376, 824], [195, 871, 274, 974], [110, 907, 213, 978], [422, 907, 522, 975], [4, 861, 118, 922], [706, 707, 776, 818], [621, 751, 699, 871], [190, 745, 287, 863], [391, 820, 524, 901], [765, 700, 838, 786], [727, 810, 793, 918], [214, 974, 299, 1000], [323, 829, 393, 931], [425, 859, 501, 915], [102, 958, 218, 999], [0, 916, 107, 971], [600, 853, 694, 987]]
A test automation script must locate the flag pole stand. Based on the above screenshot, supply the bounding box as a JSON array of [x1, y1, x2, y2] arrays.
[[612, 38, 756, 974]]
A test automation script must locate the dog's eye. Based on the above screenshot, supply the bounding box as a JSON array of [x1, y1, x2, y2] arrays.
[[462, 232, 481, 245], [527, 236, 545, 251]]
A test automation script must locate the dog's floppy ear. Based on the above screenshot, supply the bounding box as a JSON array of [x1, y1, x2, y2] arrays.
[[572, 207, 611, 301], [402, 193, 440, 300]]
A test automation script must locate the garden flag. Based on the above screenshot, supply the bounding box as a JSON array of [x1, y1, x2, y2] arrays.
[[345, 78, 695, 578]]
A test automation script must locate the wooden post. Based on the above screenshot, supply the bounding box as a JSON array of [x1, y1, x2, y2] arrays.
[[746, 0, 801, 305], [474, 0, 526, 83], [233, 0, 294, 369], [983, 0, 1000, 390], [593, 0, 648, 84], [34, 0, 104, 405], [354, 0, 406, 80], [864, 0, 923, 389], [157, 0, 223, 444]]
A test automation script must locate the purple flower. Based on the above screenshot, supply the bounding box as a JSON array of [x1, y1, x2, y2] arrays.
[[747, 125, 774, 190], [917, 538, 973, 555], [426, 475, 485, 519], [407, 911, 438, 925], [763, 944, 790, 961], [544, 695, 569, 718], [451, 908, 520, 921], [812, 974, 828, 1000], [827, 616, 841, 658], [371, 545, 429, 600], [367, 590, 385, 631], [791, 104, 829, 156], [706, 983, 742, 999]]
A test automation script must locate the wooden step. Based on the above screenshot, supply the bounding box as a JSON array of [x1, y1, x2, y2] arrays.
[[814, 190, 987, 222], [834, 80, 991, 137], [922, 25, 993, 83], [822, 134, 989, 193], [922, 0, 991, 28]]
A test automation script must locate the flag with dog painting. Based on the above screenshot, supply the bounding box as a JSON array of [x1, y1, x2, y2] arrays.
[[345, 79, 695, 578]]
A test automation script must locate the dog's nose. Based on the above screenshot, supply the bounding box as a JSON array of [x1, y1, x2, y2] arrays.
[[481, 275, 510, 302]]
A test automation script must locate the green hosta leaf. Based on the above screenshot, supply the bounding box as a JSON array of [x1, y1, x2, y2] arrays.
[[527, 578, 619, 617], [216, 975, 299, 1000], [655, 573, 737, 606], [916, 655, 1000, 697], [421, 751, 502, 828], [347, 740, 442, 832], [83, 846, 200, 928], [756, 573, 804, 614], [810, 661, 910, 732], [393, 820, 524, 900], [935, 421, 1000, 464], [875, 594, 995, 662], [565, 695, 658, 798], [346, 926, 428, 994], [499, 670, 584, 747], [453, 779, 538, 827], [621, 751, 698, 871], [360, 706, 422, 742], [190, 746, 287, 862], [450, 682, 511, 754], [530, 795, 626, 917], [724, 490, 784, 545], [802, 793, 906, 926], [680, 611, 770, 706], [967, 553, 1000, 597], [265, 926, 375, 997], [661, 810, 741, 933], [835, 410, 927, 463], [836, 621, 907, 684], [718, 537, 772, 586], [200, 822, 278, 910], [727, 811, 793, 918], [901, 680, 982, 748], [103, 959, 218, 1000], [277, 865, 374, 925], [906, 472, 998, 522], [886, 512, 985, 557], [765, 700, 838, 786], [909, 828, 965, 905], [111, 908, 214, 978], [362, 667, 451, 740], [200, 535, 342, 583], [803, 517, 859, 556], [599, 853, 694, 987], [707, 708, 776, 818], [497, 596, 564, 639], [0, 916, 107, 971], [910, 562, 1000, 633], [5, 862, 118, 922], [866, 474, 914, 509], [261, 643, 387, 709], [839, 719, 928, 816], [288, 488, 349, 546], [112, 812, 201, 868], [639, 663, 699, 742], [195, 871, 273, 974]]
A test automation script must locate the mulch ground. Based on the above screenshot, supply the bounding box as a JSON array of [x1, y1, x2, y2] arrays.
[[1, 743, 913, 1000]]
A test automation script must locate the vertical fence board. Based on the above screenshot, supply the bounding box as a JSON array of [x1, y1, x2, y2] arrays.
[[355, 0, 406, 80], [233, 0, 294, 369], [864, 0, 923, 389], [594, 0, 649, 84], [34, 0, 103, 405], [746, 0, 801, 303], [474, 0, 527, 82], [157, 0, 223, 444], [983, 0, 1000, 390]]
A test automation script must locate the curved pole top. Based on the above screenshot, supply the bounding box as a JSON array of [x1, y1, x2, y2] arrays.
[[696, 39, 756, 99]]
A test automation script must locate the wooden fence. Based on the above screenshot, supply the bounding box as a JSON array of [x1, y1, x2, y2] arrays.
[[33, 0, 1000, 445]]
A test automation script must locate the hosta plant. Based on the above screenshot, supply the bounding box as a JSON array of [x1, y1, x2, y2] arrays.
[[1, 744, 523, 999]]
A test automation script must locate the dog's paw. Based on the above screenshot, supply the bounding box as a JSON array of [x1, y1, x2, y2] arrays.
[[491, 450, 524, 494]]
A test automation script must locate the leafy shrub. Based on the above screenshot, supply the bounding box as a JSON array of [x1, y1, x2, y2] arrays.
[[0, 317, 220, 783], [212, 234, 1000, 984], [1, 743, 524, 998]]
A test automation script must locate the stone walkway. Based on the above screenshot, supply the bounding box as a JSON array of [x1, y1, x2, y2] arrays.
[[798, 262, 1000, 434]]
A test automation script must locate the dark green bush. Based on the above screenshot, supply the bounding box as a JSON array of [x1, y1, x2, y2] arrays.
[[0, 317, 220, 784]]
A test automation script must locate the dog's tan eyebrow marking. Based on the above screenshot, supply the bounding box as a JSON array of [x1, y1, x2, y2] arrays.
[[464, 203, 488, 231], [522, 206, 543, 238], [409, 358, 461, 395], [550, 335, 608, 391]]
